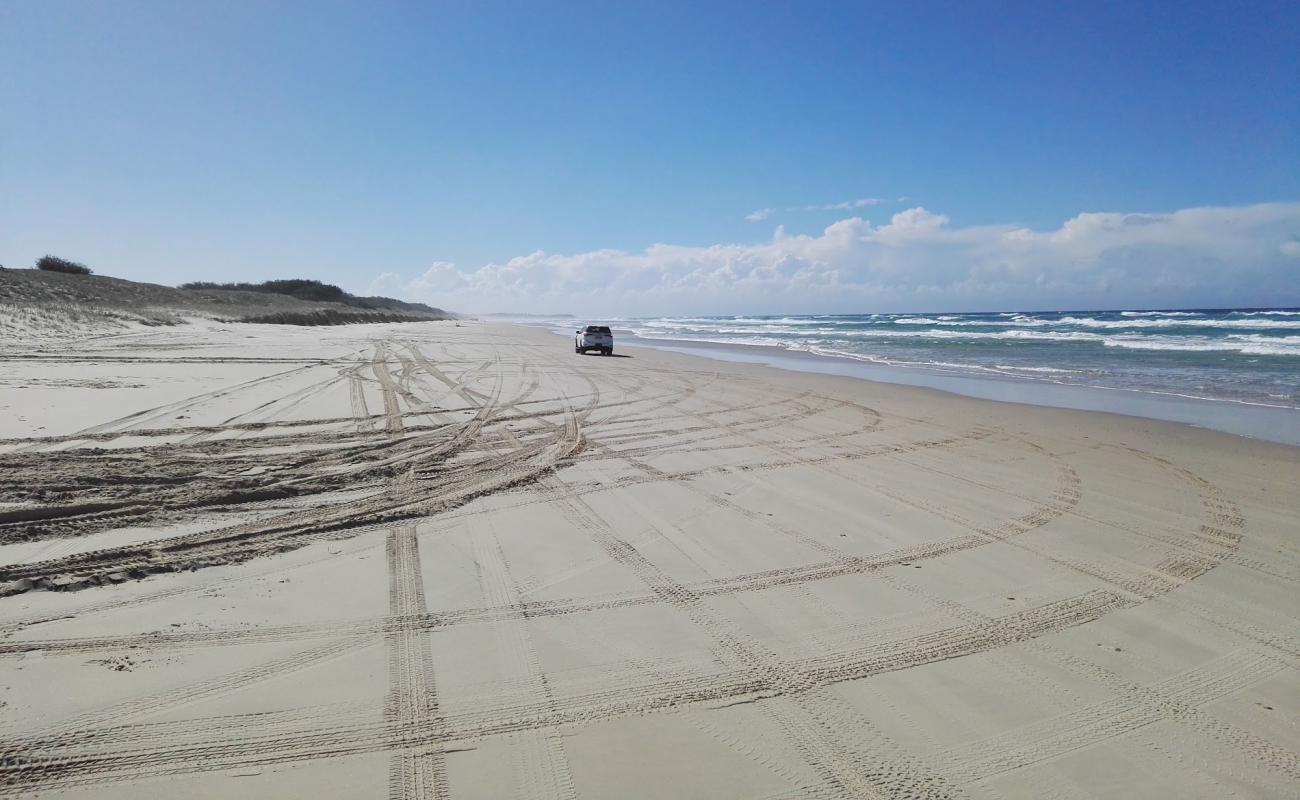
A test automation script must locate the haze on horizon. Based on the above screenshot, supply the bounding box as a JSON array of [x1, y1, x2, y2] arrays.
[[3, 1, 1298, 317]]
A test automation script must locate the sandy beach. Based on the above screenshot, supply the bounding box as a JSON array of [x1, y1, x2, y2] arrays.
[[1, 319, 1297, 799]]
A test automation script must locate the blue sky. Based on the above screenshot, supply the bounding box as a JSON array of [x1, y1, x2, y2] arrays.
[[3, 1, 1297, 314]]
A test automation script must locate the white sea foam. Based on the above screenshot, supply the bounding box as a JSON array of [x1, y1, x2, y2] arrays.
[[1059, 316, 1300, 329], [993, 364, 1094, 374], [847, 329, 1104, 342], [553, 310, 1284, 333], [628, 321, 1300, 354], [841, 314, 1300, 330], [1102, 335, 1300, 356], [1228, 334, 1300, 344]]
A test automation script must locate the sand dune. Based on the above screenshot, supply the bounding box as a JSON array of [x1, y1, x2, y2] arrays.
[[0, 269, 451, 344], [1, 320, 1296, 799]]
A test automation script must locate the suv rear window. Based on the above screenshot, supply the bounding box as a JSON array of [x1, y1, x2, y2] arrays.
[[585, 326, 611, 334]]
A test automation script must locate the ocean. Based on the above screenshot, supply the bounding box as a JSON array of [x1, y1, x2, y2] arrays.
[[547, 309, 1300, 409]]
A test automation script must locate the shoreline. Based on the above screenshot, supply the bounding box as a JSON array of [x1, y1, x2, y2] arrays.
[[555, 326, 1300, 446]]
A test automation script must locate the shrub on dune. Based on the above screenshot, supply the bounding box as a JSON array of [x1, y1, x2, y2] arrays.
[[36, 255, 93, 275]]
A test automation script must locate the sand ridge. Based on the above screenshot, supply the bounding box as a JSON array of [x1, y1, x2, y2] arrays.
[[0, 320, 1296, 798]]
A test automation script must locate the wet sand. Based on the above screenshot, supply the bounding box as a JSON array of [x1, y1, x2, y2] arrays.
[[608, 332, 1300, 446], [1, 319, 1297, 799]]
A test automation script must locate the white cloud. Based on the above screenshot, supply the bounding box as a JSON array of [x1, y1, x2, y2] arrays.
[[373, 202, 1300, 316], [800, 197, 883, 211], [746, 197, 888, 222]]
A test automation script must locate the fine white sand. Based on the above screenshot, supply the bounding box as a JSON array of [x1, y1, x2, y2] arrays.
[[1, 319, 1296, 799]]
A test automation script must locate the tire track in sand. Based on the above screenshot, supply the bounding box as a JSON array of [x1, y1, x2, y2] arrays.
[[372, 343, 405, 434], [468, 518, 578, 800], [871, 443, 1297, 789], [348, 362, 377, 434], [384, 524, 447, 800], [1, 636, 372, 743], [938, 648, 1295, 788], [0, 408, 1068, 655], [549, 486, 962, 800], [0, 591, 1137, 794], [15, 350, 367, 451], [0, 345, 572, 592]]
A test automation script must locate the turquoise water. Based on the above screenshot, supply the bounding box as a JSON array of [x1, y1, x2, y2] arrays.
[[565, 309, 1300, 408]]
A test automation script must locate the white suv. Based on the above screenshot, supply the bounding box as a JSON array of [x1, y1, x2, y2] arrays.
[[574, 325, 614, 356]]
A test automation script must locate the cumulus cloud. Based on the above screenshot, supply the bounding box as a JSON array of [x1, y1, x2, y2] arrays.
[[744, 208, 775, 222], [371, 203, 1300, 316]]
